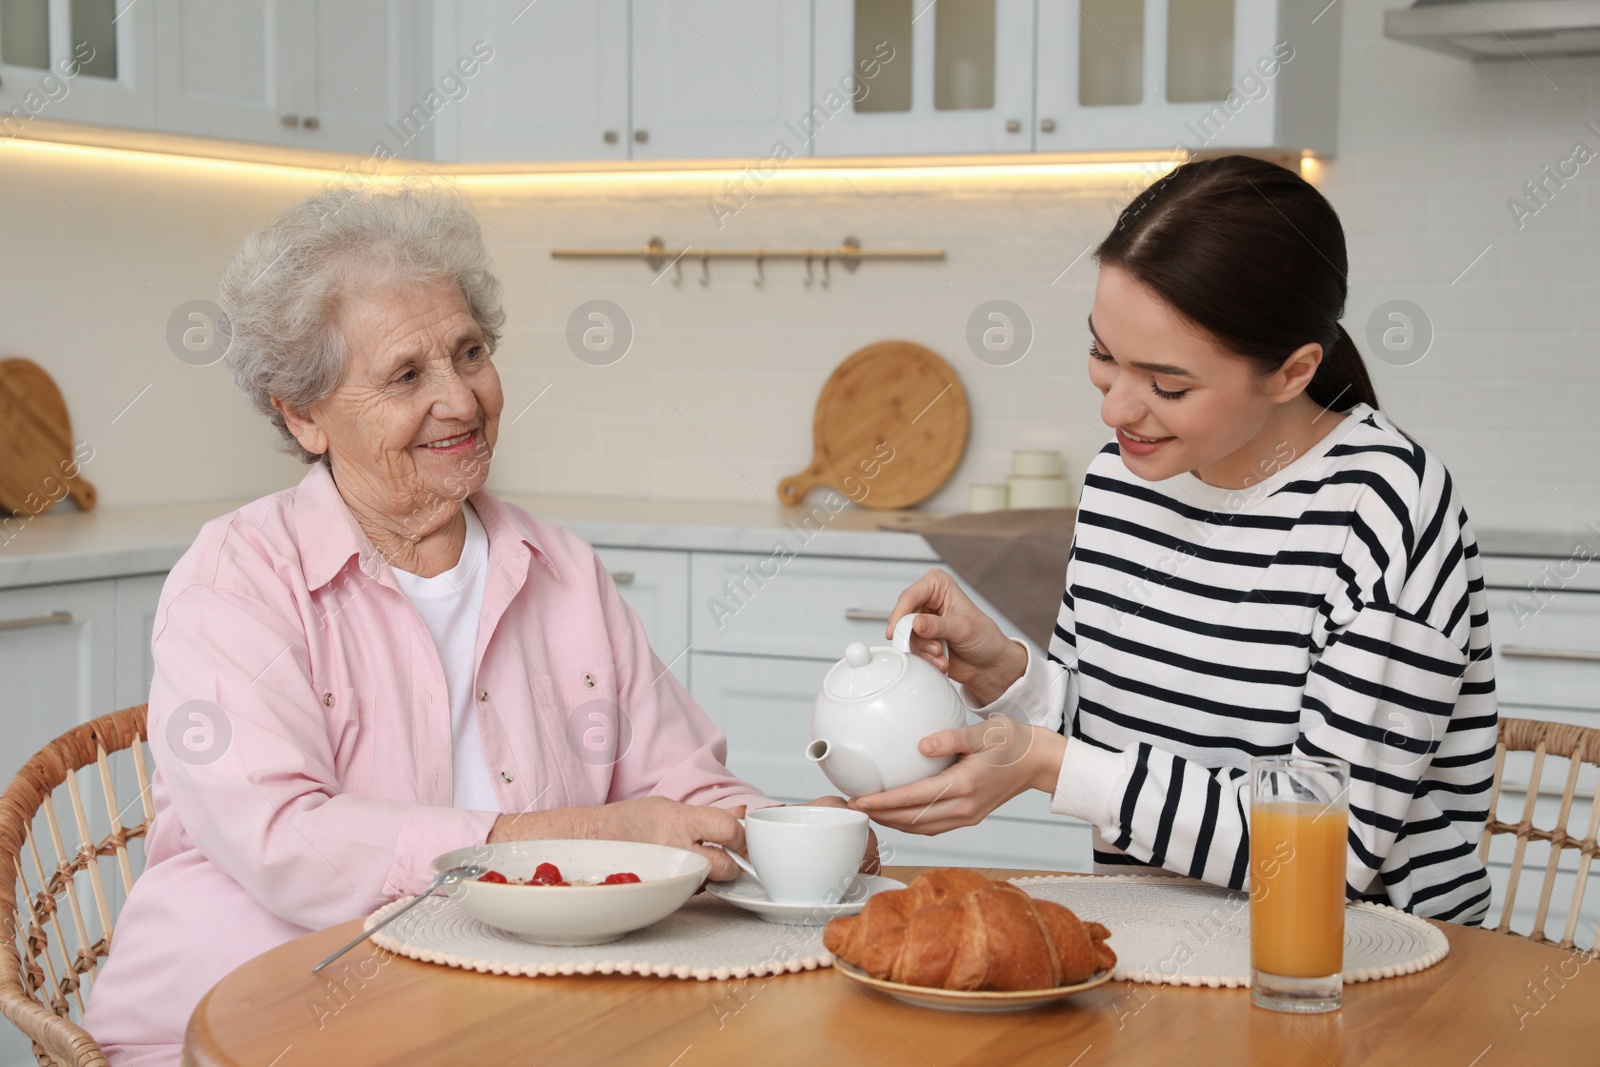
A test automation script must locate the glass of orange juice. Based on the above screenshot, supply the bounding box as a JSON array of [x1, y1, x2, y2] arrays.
[[1249, 755, 1349, 1013]]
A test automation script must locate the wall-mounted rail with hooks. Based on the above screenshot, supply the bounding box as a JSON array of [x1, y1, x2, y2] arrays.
[[549, 236, 946, 288]]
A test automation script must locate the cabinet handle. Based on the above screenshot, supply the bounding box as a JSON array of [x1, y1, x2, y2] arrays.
[[1501, 645, 1600, 663], [608, 571, 636, 586], [1005, 118, 1021, 133], [1040, 118, 1057, 133], [280, 114, 300, 127], [844, 608, 893, 623], [603, 130, 619, 144], [0, 611, 73, 633], [302, 116, 320, 130], [634, 129, 649, 143]]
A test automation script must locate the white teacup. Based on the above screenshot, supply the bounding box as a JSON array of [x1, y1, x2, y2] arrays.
[[744, 806, 868, 905]]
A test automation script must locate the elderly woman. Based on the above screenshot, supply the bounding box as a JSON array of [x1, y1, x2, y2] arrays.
[[82, 187, 841, 1065]]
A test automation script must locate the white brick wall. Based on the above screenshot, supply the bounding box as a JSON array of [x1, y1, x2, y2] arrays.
[[3, 0, 1594, 536], [474, 0, 1600, 533]]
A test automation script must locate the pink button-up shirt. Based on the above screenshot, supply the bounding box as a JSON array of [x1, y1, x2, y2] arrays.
[[82, 464, 772, 1066]]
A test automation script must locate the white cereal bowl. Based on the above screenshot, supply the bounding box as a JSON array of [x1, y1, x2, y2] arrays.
[[433, 840, 711, 946]]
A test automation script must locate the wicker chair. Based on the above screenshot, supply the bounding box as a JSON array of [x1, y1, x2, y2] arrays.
[[1479, 716, 1600, 955], [0, 706, 151, 1067]]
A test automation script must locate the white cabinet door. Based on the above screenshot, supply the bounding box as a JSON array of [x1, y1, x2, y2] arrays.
[[593, 547, 690, 687], [1487, 587, 1600, 713], [810, 0, 1036, 157], [113, 574, 166, 709], [0, 581, 116, 777], [284, 0, 422, 158], [688, 651, 840, 802], [1036, 0, 1337, 155], [154, 0, 297, 145], [437, 0, 629, 163], [629, 0, 810, 161], [0, 0, 156, 130]]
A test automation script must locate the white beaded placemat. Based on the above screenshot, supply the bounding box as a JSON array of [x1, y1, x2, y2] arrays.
[[1012, 874, 1450, 988], [364, 893, 832, 981]]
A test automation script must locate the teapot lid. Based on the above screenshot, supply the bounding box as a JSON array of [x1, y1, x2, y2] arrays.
[[823, 642, 907, 700]]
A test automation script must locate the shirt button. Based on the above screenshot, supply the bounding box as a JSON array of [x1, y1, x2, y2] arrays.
[[477, 689, 489, 701], [500, 771, 514, 783], [582, 674, 596, 688], [323, 693, 335, 707]]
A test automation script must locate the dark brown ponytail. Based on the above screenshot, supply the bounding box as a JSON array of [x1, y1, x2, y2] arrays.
[[1095, 156, 1378, 413]]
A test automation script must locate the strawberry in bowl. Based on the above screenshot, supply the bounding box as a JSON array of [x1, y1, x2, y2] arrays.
[[432, 840, 710, 945]]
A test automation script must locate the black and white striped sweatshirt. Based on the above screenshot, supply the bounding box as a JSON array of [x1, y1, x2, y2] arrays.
[[982, 404, 1497, 924]]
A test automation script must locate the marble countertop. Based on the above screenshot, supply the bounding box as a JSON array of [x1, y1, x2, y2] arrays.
[[0, 493, 1589, 593], [0, 492, 947, 591]]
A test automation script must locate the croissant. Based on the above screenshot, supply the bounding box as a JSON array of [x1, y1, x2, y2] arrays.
[[825, 870, 1115, 991]]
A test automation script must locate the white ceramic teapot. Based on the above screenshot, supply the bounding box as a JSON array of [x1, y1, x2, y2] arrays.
[[805, 613, 970, 798]]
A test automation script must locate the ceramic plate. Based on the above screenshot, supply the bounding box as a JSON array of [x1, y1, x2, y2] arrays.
[[833, 961, 1114, 1012], [704, 873, 905, 925]]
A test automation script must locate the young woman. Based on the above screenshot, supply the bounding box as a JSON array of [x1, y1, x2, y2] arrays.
[[854, 155, 1497, 924]]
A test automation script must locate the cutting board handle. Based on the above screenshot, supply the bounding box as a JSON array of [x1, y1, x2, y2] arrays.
[[66, 474, 96, 511], [777, 465, 827, 506]]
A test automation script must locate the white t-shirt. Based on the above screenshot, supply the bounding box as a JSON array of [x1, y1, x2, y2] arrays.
[[390, 502, 502, 812]]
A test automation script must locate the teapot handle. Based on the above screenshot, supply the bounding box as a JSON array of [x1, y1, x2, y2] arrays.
[[892, 613, 949, 659]]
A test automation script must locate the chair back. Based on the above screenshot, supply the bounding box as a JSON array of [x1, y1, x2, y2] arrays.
[[1480, 716, 1600, 954], [0, 705, 152, 1067]]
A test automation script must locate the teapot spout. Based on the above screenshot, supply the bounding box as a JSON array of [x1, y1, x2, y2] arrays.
[[806, 738, 884, 798]]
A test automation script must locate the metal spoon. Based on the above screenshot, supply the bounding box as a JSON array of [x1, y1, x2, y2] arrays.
[[311, 863, 486, 973]]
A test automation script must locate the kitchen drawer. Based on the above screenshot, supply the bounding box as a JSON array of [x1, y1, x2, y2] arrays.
[[690, 552, 1038, 661], [594, 547, 690, 686], [1487, 587, 1600, 711]]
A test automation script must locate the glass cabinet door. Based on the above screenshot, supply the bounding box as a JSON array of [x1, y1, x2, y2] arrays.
[[812, 0, 1035, 156], [0, 0, 153, 130], [1037, 0, 1286, 153]]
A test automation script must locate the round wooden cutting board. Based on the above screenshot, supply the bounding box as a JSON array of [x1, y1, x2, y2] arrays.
[[0, 358, 96, 516], [778, 341, 969, 510]]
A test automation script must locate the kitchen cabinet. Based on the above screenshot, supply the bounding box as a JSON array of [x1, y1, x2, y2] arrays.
[[1035, 0, 1340, 155], [0, 0, 156, 131], [593, 547, 691, 687], [810, 0, 1038, 156], [437, 0, 809, 163], [1479, 580, 1600, 942], [629, 0, 811, 161], [677, 544, 1088, 872], [434, 0, 629, 163], [0, 576, 134, 1039], [687, 646, 1092, 872], [0, 580, 117, 777], [155, 0, 423, 156], [4, 0, 1341, 163], [112, 573, 163, 710]]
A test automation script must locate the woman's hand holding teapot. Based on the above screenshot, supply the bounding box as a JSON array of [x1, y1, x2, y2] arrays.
[[847, 714, 1067, 834], [885, 568, 1030, 706]]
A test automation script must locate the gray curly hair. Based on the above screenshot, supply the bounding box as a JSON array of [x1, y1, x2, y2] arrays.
[[219, 184, 506, 463]]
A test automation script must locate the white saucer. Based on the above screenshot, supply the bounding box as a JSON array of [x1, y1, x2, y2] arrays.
[[705, 874, 906, 925]]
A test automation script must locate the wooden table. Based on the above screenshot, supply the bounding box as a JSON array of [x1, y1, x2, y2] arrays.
[[183, 867, 1600, 1066]]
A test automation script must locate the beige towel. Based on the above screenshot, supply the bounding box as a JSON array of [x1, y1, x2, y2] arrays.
[[897, 508, 1077, 650]]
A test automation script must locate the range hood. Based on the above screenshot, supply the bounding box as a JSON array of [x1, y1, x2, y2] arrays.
[[1385, 0, 1600, 58]]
